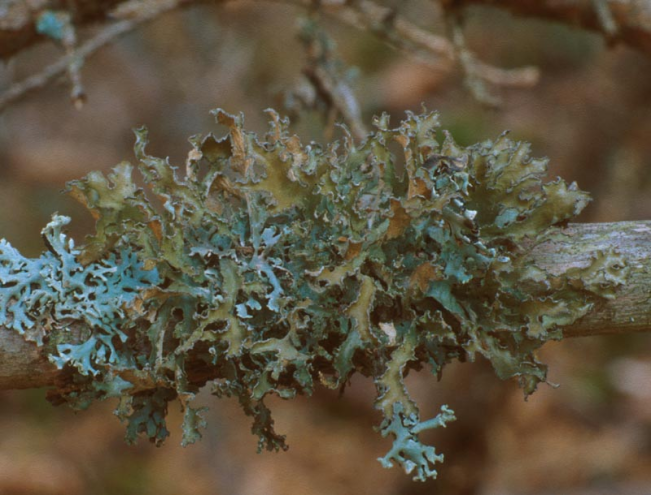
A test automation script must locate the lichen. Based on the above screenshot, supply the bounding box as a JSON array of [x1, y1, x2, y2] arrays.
[[0, 109, 627, 480], [36, 10, 71, 43]]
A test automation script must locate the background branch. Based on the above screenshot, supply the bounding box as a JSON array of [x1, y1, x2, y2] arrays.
[[0, 0, 188, 111], [0, 0, 124, 60], [4, 0, 651, 64], [6, 0, 601, 111], [451, 0, 651, 55], [310, 0, 539, 89], [1, 0, 648, 111]]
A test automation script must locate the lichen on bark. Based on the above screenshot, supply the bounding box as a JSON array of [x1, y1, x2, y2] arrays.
[[0, 108, 627, 480]]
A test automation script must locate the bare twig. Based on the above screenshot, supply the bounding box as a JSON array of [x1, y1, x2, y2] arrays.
[[470, 60, 539, 87], [4, 0, 651, 63], [308, 0, 539, 89], [440, 10, 539, 107], [451, 0, 651, 54], [34, 10, 87, 106], [3, 0, 651, 99], [0, 0, 123, 61], [448, 14, 502, 107], [592, 0, 619, 40], [0, 0, 184, 112], [1, 0, 540, 111], [293, 18, 368, 141], [306, 63, 367, 140]]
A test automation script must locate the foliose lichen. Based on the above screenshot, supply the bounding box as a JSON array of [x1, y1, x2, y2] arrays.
[[0, 109, 626, 480]]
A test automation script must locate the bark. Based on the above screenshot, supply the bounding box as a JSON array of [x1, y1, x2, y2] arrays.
[[527, 221, 651, 337], [0, 325, 59, 389], [1, 221, 649, 391]]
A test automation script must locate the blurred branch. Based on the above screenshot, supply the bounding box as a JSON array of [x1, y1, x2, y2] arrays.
[[448, 14, 502, 107], [1, 0, 539, 111], [0, 0, 185, 112], [305, 61, 367, 140], [2, 0, 651, 110], [308, 0, 538, 90], [450, 0, 651, 54], [4, 0, 649, 63], [0, 0, 122, 60], [286, 18, 368, 141], [442, 9, 538, 107], [1, 220, 649, 392]]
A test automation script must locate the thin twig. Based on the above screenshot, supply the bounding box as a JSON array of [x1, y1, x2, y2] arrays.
[[304, 0, 540, 93], [295, 18, 368, 141], [1, 0, 538, 112], [449, 16, 502, 107], [592, 0, 619, 41], [0, 0, 184, 112], [471, 60, 539, 87], [452, 0, 651, 54], [305, 64, 367, 140]]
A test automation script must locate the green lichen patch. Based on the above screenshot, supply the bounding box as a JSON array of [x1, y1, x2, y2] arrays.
[[0, 109, 625, 481]]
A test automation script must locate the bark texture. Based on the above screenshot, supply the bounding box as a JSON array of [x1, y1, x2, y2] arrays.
[[1, 221, 649, 391], [528, 221, 651, 338]]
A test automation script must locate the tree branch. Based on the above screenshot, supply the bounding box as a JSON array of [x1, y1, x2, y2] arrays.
[[4, 0, 651, 65], [0, 0, 125, 61], [1, 220, 649, 392], [1, 6, 165, 110], [1, 0, 648, 110], [1, 0, 539, 107], [452, 0, 651, 55], [310, 0, 538, 89], [527, 221, 651, 338]]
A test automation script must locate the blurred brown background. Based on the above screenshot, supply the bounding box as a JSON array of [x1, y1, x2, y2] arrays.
[[1, 2, 651, 494]]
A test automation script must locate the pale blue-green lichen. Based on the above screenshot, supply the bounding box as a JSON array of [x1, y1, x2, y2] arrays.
[[0, 109, 626, 480]]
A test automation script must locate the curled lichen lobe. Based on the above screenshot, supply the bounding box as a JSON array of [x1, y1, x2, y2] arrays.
[[0, 108, 618, 480]]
